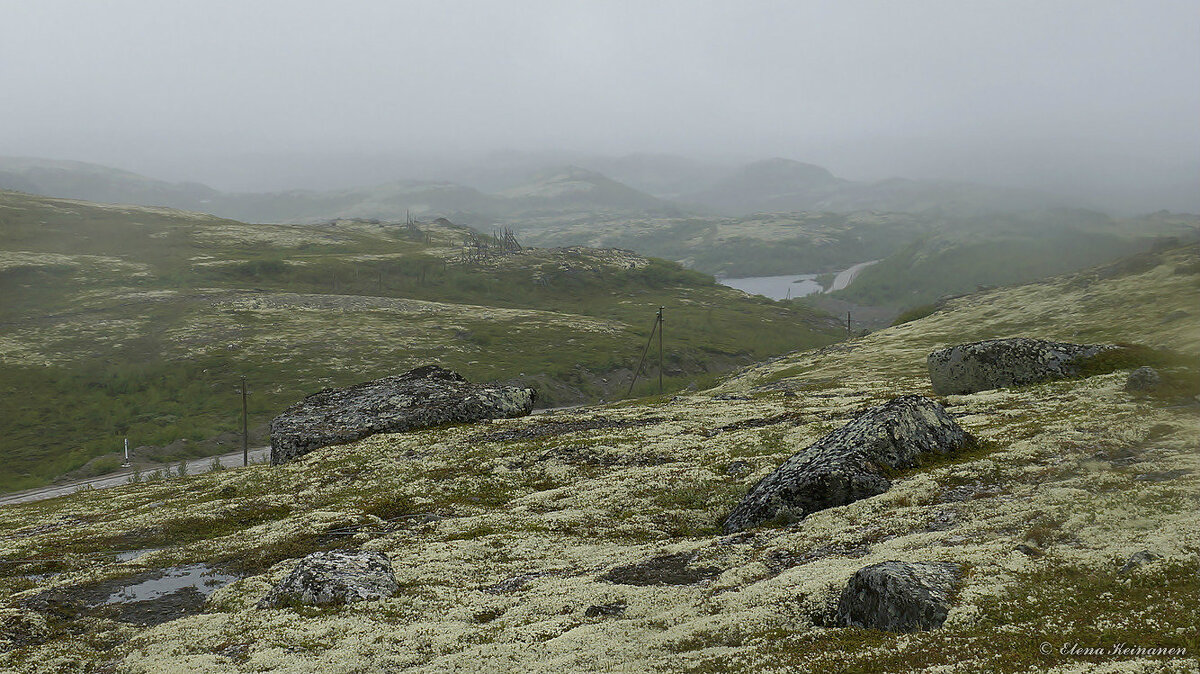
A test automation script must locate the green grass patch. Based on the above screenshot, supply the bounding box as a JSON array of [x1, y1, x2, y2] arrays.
[[890, 302, 940, 326]]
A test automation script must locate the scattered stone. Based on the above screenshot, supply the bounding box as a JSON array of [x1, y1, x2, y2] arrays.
[[270, 365, 536, 465], [925, 510, 958, 532], [927, 338, 1116, 395], [258, 551, 399, 608], [766, 542, 870, 575], [941, 482, 1005, 502], [724, 460, 752, 477], [1015, 544, 1044, 557], [723, 396, 972, 533], [1118, 550, 1161, 575], [1125, 366, 1162, 392], [700, 411, 805, 437], [836, 560, 961, 632], [600, 552, 721, 586], [584, 602, 626, 618]]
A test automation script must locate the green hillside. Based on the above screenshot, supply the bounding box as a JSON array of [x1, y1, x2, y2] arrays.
[[833, 210, 1200, 308], [0, 191, 842, 492]]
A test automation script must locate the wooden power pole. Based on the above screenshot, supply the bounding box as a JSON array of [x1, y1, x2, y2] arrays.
[[241, 376, 249, 467], [657, 306, 664, 393]]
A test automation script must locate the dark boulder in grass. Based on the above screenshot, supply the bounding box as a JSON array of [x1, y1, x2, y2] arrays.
[[723, 396, 971, 533], [270, 365, 536, 465], [258, 550, 400, 608], [836, 560, 961, 632], [927, 337, 1116, 395]]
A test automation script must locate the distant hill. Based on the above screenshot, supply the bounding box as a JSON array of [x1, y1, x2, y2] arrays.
[[0, 156, 219, 210], [686, 157, 1065, 215], [0, 156, 684, 226], [831, 209, 1200, 308], [499, 165, 679, 213]]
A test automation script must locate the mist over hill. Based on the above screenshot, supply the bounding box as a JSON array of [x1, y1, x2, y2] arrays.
[[0, 153, 1129, 229]]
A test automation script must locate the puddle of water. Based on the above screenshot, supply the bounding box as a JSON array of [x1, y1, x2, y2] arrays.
[[20, 572, 60, 581], [104, 564, 240, 604], [115, 548, 160, 562]]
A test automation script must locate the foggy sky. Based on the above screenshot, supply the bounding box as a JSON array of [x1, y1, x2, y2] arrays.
[[1, 0, 1197, 203]]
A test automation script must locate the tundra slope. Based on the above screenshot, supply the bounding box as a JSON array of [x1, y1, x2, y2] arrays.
[[0, 245, 1198, 673], [0, 189, 840, 491]]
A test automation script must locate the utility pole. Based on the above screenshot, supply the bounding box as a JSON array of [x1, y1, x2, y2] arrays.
[[657, 306, 664, 394], [241, 376, 249, 467], [627, 308, 662, 397], [847, 311, 852, 336]]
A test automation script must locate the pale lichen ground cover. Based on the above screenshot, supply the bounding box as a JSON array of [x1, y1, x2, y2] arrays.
[[1, 247, 1198, 672]]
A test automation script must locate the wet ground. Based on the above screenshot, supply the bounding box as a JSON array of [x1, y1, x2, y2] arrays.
[[24, 562, 243, 626]]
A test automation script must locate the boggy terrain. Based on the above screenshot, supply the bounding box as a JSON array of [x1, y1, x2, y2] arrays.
[[0, 244, 1197, 672]]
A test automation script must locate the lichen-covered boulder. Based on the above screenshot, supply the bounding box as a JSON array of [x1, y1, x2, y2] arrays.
[[836, 560, 960, 632], [927, 337, 1114, 395], [270, 365, 536, 465], [1124, 366, 1162, 392], [258, 551, 399, 608], [723, 395, 971, 533]]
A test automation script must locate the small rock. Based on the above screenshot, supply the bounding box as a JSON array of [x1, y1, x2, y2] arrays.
[[723, 396, 972, 533], [600, 553, 720, 586], [724, 460, 751, 477], [836, 560, 960, 632], [1015, 543, 1043, 557], [258, 551, 399, 608], [1124, 366, 1162, 392], [927, 338, 1115, 395], [584, 602, 626, 618], [1118, 550, 1161, 575]]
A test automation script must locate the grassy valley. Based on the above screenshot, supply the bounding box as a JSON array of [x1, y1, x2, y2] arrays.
[[0, 190, 842, 492]]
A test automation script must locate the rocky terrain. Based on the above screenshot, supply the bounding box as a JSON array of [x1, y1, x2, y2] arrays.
[[0, 243, 1196, 672]]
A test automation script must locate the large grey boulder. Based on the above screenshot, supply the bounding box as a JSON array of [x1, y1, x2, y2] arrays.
[[258, 551, 399, 608], [836, 560, 960, 632], [270, 365, 536, 465], [927, 337, 1114, 395], [723, 395, 971, 533]]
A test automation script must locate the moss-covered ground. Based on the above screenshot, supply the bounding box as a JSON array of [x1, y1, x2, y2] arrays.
[[0, 244, 1196, 672]]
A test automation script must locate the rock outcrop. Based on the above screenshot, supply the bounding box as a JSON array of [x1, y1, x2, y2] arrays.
[[927, 337, 1114, 395], [723, 395, 971, 533], [270, 365, 536, 465], [258, 551, 399, 608], [836, 560, 960, 632]]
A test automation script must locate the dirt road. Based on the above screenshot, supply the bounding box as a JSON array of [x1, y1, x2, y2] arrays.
[[0, 446, 271, 507]]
